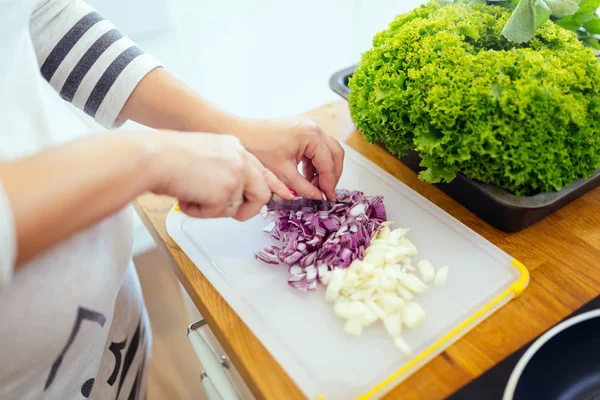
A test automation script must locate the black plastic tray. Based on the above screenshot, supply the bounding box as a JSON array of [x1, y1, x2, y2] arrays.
[[329, 65, 600, 232]]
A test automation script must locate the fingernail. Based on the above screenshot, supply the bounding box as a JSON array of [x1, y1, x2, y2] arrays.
[[290, 189, 297, 196]]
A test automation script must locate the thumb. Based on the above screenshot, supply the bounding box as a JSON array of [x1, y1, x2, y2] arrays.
[[284, 168, 323, 200]]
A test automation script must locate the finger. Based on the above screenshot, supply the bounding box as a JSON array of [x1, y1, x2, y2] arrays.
[[301, 156, 316, 182], [247, 154, 293, 200], [264, 168, 293, 200], [282, 166, 323, 200], [311, 145, 337, 200], [235, 162, 271, 222], [326, 136, 344, 186], [179, 200, 237, 219]]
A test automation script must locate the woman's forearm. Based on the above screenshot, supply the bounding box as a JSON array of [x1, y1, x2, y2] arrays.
[[0, 133, 157, 266], [119, 67, 249, 134]]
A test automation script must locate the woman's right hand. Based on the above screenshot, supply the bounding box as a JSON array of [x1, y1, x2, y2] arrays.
[[141, 131, 293, 221]]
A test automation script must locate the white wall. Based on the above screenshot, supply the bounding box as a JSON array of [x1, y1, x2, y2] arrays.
[[85, 0, 173, 38]]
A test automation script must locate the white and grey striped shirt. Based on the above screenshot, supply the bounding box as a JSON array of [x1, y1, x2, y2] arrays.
[[30, 0, 161, 128], [0, 1, 162, 399]]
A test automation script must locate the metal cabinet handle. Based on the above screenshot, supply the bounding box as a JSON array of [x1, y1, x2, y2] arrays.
[[187, 320, 240, 400]]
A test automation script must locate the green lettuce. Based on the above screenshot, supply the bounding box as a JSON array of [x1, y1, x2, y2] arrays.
[[349, 2, 600, 195]]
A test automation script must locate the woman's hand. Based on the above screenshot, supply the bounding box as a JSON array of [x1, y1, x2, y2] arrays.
[[118, 68, 345, 200], [235, 117, 345, 201], [2, 130, 292, 267], [146, 132, 293, 221]]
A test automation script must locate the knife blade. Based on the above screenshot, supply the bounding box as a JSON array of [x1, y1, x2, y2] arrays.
[[266, 195, 348, 212]]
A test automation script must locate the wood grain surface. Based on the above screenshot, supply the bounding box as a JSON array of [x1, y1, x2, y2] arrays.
[[134, 100, 600, 400]]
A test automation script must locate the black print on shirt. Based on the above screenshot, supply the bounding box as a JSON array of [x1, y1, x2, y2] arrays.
[[116, 319, 141, 397], [107, 339, 126, 386], [106, 319, 147, 399], [44, 307, 106, 390], [80, 378, 95, 398]]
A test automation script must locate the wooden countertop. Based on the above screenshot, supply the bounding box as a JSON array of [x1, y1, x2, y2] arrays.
[[134, 100, 600, 400]]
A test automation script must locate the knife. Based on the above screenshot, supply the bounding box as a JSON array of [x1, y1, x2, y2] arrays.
[[266, 194, 348, 212]]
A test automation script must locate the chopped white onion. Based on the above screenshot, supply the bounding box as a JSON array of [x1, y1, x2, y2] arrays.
[[398, 272, 428, 293], [396, 285, 414, 301], [344, 317, 363, 336], [383, 313, 403, 337], [325, 268, 346, 301], [320, 222, 449, 357], [366, 300, 387, 319], [376, 293, 405, 314], [394, 337, 412, 356], [334, 299, 370, 319], [359, 310, 378, 326], [402, 302, 425, 328], [434, 266, 449, 288], [396, 239, 418, 257], [417, 260, 435, 284], [320, 270, 332, 285]]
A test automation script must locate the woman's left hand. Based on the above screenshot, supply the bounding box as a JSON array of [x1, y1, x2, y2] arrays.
[[235, 117, 345, 201]]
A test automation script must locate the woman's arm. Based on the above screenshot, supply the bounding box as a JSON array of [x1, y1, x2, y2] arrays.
[[0, 133, 154, 269], [0, 131, 287, 285], [119, 68, 346, 201]]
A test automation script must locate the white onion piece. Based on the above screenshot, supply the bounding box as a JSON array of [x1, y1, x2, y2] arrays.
[[366, 300, 387, 319], [380, 277, 398, 291], [320, 270, 332, 285], [402, 302, 425, 328], [383, 313, 403, 337], [394, 337, 412, 356], [360, 263, 376, 277], [434, 266, 449, 287], [383, 265, 404, 280], [363, 251, 385, 266], [344, 317, 363, 336], [359, 310, 378, 326], [334, 300, 369, 319], [350, 290, 368, 301], [376, 293, 405, 314], [396, 285, 414, 301], [417, 260, 435, 284], [398, 272, 428, 293], [390, 227, 409, 243], [344, 270, 359, 287], [325, 268, 346, 301], [396, 238, 418, 257]]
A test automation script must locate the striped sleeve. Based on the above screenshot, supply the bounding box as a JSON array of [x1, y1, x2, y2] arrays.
[[29, 0, 162, 128]]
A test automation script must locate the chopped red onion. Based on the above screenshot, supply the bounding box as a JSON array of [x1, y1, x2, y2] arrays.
[[255, 189, 387, 292]]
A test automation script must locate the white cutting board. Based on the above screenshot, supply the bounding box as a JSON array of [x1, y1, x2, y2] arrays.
[[166, 145, 528, 399]]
